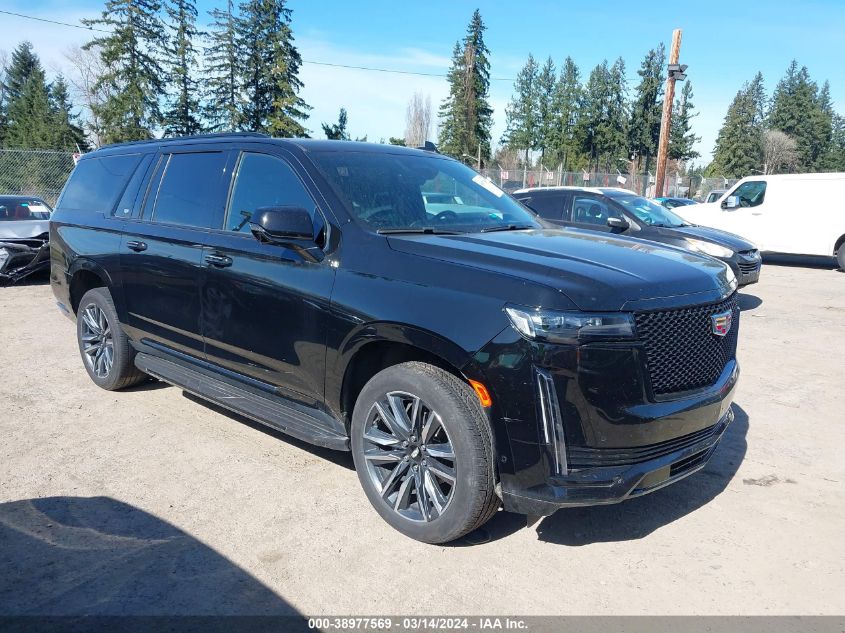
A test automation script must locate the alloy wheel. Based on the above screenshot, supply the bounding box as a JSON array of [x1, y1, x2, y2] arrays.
[[80, 304, 114, 379], [361, 391, 457, 522]]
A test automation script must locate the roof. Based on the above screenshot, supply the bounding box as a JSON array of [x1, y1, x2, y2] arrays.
[[88, 133, 443, 159], [513, 185, 635, 196]]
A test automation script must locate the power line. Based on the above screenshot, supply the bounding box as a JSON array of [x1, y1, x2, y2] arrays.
[[0, 8, 518, 81]]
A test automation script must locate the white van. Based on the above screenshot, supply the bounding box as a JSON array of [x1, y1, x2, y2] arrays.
[[681, 173, 845, 269]]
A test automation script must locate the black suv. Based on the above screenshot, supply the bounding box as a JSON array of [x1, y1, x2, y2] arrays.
[[515, 186, 762, 285], [51, 134, 739, 543]]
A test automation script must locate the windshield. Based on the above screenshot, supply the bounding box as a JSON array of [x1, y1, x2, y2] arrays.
[[613, 194, 687, 228], [0, 198, 52, 221], [310, 151, 540, 233]]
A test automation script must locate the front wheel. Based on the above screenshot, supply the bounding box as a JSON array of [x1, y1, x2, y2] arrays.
[[837, 245, 845, 271], [351, 362, 499, 544]]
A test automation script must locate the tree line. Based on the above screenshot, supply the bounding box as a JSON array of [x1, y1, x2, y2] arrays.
[[0, 4, 843, 181]]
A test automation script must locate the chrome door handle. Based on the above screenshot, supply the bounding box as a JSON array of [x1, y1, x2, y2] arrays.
[[126, 240, 147, 252], [205, 254, 233, 268]]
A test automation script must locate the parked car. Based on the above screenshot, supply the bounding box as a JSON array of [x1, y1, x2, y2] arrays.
[[705, 189, 727, 204], [51, 134, 740, 544], [654, 196, 697, 209], [0, 195, 52, 285], [680, 173, 845, 270], [514, 186, 761, 286]]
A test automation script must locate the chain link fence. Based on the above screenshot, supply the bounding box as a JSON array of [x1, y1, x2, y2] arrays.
[[479, 167, 738, 202], [0, 149, 77, 207]]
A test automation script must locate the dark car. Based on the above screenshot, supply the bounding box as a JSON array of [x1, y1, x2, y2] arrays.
[[515, 186, 761, 286], [50, 134, 739, 543], [0, 195, 52, 285], [654, 196, 697, 209]]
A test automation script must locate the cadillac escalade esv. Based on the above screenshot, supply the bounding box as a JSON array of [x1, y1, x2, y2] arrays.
[[51, 134, 740, 543]]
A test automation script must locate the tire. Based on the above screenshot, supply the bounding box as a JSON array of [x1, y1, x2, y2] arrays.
[[837, 244, 845, 271], [350, 361, 499, 544], [76, 287, 146, 391]]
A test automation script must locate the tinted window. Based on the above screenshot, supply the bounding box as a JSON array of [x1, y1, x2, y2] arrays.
[[151, 152, 227, 228], [729, 181, 766, 208], [571, 195, 621, 226], [225, 153, 317, 233], [58, 154, 142, 213], [113, 154, 154, 218], [520, 193, 563, 220]]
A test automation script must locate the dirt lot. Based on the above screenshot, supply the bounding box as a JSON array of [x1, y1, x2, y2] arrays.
[[1, 263, 844, 616]]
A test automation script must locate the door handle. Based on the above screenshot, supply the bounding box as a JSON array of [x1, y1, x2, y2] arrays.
[[205, 253, 233, 268], [126, 240, 147, 252]]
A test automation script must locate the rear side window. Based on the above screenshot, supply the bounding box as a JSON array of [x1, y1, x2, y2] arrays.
[[519, 193, 564, 220], [150, 152, 228, 228], [58, 154, 142, 213]]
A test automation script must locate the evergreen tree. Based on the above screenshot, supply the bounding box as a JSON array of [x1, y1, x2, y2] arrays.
[[204, 0, 243, 131], [669, 80, 700, 162], [237, 0, 310, 137], [768, 61, 829, 170], [322, 107, 349, 140], [548, 57, 582, 170], [628, 44, 664, 166], [710, 73, 766, 177], [605, 57, 629, 171], [502, 54, 539, 166], [437, 10, 493, 163], [822, 113, 845, 171], [163, 0, 203, 136], [535, 57, 556, 164], [4, 62, 52, 148], [4, 42, 40, 101], [83, 0, 167, 143], [577, 58, 628, 172], [49, 76, 89, 151]]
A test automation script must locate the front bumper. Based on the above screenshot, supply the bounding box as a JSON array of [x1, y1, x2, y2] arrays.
[[730, 250, 761, 286], [503, 406, 734, 516], [0, 240, 50, 285]]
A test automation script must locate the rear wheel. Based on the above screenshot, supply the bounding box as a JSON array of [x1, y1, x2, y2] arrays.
[[351, 361, 499, 544], [76, 288, 146, 391], [837, 243, 845, 271]]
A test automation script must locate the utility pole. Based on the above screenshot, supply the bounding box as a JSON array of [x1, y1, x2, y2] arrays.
[[655, 28, 686, 197]]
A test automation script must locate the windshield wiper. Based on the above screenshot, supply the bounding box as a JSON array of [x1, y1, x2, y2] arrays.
[[479, 224, 536, 233], [377, 227, 464, 235]]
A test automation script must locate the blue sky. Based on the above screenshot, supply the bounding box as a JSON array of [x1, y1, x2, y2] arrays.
[[3, 0, 844, 163]]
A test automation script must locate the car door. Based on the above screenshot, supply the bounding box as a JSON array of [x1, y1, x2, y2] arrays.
[[119, 149, 231, 360], [200, 149, 336, 406], [719, 180, 768, 247], [569, 193, 625, 233]]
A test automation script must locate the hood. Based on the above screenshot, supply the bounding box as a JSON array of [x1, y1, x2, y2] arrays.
[[387, 228, 734, 312], [0, 220, 50, 241], [650, 224, 756, 251]]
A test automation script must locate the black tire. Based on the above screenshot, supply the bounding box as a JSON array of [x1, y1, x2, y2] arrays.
[[837, 244, 845, 271], [351, 361, 499, 544], [76, 287, 146, 391]]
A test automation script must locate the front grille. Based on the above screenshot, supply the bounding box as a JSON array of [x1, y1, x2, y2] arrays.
[[738, 262, 759, 274], [635, 294, 739, 396]]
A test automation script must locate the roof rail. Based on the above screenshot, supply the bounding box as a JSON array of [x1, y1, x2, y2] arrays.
[[97, 131, 271, 150]]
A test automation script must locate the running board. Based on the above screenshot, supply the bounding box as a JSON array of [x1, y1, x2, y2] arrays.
[[134, 353, 349, 451]]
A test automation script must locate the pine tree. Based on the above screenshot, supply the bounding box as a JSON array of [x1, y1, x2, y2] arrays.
[[238, 0, 310, 137], [548, 57, 582, 170], [604, 57, 629, 171], [628, 44, 665, 166], [823, 113, 845, 171], [322, 107, 349, 140], [768, 61, 830, 170], [577, 58, 628, 172], [669, 80, 700, 162], [49, 76, 89, 151], [83, 0, 167, 143], [710, 73, 766, 177], [4, 46, 52, 149], [535, 57, 556, 164], [204, 0, 242, 131], [437, 10, 493, 163], [163, 0, 202, 136], [502, 54, 539, 166]]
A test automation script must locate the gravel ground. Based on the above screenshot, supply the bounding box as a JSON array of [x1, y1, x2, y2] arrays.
[[0, 262, 843, 616]]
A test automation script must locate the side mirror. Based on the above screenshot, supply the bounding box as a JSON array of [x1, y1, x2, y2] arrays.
[[607, 216, 630, 231], [722, 196, 740, 210], [250, 206, 314, 243]]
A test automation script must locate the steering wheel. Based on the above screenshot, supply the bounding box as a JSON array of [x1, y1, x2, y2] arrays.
[[434, 210, 458, 222], [366, 209, 397, 226]]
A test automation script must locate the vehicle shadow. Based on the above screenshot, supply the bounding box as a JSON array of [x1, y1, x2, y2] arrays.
[[762, 254, 838, 270], [738, 292, 762, 311], [0, 496, 303, 617], [469, 404, 749, 546]]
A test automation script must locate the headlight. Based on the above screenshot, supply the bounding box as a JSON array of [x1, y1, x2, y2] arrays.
[[0, 248, 9, 272], [504, 305, 635, 344], [685, 238, 734, 259]]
